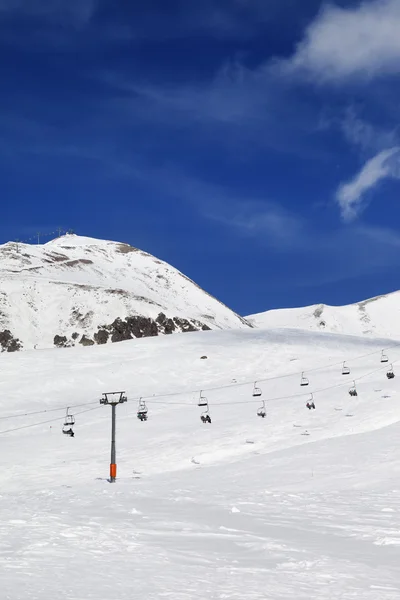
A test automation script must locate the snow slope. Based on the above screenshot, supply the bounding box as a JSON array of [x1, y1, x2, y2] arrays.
[[1, 327, 400, 598], [248, 291, 400, 338], [0, 234, 249, 350]]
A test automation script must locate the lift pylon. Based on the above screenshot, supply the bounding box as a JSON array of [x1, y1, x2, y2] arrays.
[[100, 391, 127, 482]]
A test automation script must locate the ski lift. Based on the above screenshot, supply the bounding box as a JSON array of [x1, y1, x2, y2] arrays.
[[252, 382, 262, 398], [137, 398, 148, 422], [198, 391, 208, 407], [300, 372, 309, 387], [62, 407, 75, 437], [381, 350, 389, 363], [198, 393, 211, 424], [386, 365, 395, 379], [349, 381, 358, 397], [306, 394, 316, 410], [257, 399, 266, 418], [342, 361, 350, 376], [200, 404, 211, 424]]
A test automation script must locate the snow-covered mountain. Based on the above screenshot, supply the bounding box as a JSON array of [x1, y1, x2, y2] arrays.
[[248, 292, 400, 338], [0, 234, 249, 351]]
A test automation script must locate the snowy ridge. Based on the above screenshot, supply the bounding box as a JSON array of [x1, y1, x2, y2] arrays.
[[1, 326, 400, 598], [248, 292, 400, 338], [0, 234, 249, 350]]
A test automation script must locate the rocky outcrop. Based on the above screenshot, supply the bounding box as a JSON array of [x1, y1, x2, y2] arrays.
[[54, 335, 69, 348], [52, 312, 213, 349], [79, 335, 95, 346], [0, 330, 22, 352]]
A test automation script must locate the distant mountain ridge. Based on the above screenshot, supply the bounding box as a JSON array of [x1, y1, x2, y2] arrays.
[[0, 234, 250, 351], [247, 293, 400, 339]]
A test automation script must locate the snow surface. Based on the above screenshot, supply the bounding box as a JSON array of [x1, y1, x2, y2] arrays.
[[2, 326, 400, 598], [248, 292, 400, 338], [0, 234, 248, 349]]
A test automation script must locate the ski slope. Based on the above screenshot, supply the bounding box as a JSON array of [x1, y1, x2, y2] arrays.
[[248, 292, 400, 338], [1, 327, 400, 599]]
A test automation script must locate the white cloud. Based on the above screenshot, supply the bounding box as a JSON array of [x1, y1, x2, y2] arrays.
[[283, 0, 400, 82], [340, 108, 399, 153], [336, 147, 400, 221]]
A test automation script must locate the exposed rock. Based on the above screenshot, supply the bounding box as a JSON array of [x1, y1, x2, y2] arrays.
[[0, 330, 22, 352], [157, 312, 176, 334], [94, 329, 109, 345], [313, 305, 324, 319], [127, 316, 159, 338], [50, 312, 213, 350], [54, 335, 68, 348], [64, 259, 94, 267], [80, 335, 94, 346]]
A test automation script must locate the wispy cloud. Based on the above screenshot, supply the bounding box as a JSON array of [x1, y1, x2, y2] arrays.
[[336, 147, 400, 221], [340, 108, 400, 154], [281, 0, 400, 83], [207, 201, 305, 250]]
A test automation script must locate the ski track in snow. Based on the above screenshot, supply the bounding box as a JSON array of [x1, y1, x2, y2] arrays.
[[1, 327, 400, 598]]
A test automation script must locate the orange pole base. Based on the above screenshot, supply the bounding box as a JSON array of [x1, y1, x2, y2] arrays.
[[110, 463, 117, 480]]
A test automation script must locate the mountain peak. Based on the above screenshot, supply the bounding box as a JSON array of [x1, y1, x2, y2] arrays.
[[0, 234, 250, 351], [45, 233, 121, 248], [248, 291, 400, 338]]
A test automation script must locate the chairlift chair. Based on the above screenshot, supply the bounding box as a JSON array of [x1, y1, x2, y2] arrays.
[[198, 391, 208, 407], [349, 381, 358, 397], [62, 424, 74, 437], [386, 365, 395, 379], [257, 399, 266, 418], [300, 372, 309, 387], [137, 398, 148, 422], [64, 407, 75, 427], [62, 408, 75, 436], [198, 393, 211, 424], [342, 362, 350, 376], [62, 407, 75, 437], [200, 405, 211, 424], [381, 350, 389, 363], [252, 382, 262, 398], [306, 394, 316, 410]]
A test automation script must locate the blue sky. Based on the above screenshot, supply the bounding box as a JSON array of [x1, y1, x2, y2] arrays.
[[2, 0, 400, 316]]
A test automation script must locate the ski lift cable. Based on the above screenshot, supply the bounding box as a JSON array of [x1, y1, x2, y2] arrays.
[[139, 360, 400, 406], [0, 400, 100, 422], [1, 342, 399, 423], [0, 406, 102, 436], [138, 344, 400, 403], [140, 362, 396, 408]]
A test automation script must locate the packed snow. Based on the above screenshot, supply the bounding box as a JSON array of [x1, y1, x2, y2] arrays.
[[0, 234, 249, 349], [1, 326, 400, 598], [248, 292, 400, 338]]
